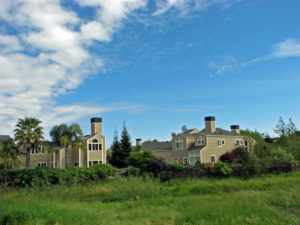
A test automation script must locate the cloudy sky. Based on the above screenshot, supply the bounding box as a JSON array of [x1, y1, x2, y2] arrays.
[[1, 0, 300, 145]]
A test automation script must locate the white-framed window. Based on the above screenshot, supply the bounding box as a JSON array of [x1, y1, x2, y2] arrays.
[[175, 137, 183, 149], [217, 140, 225, 147], [188, 152, 201, 165], [196, 136, 205, 145], [236, 140, 240, 146], [37, 162, 47, 167], [31, 146, 45, 154], [89, 139, 103, 151], [245, 140, 249, 151], [211, 155, 216, 163]]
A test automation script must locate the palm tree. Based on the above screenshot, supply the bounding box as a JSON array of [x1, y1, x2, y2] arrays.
[[14, 117, 44, 168], [0, 139, 18, 169], [50, 123, 85, 168]]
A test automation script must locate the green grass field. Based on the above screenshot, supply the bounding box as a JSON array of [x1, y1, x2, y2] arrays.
[[1, 172, 300, 225]]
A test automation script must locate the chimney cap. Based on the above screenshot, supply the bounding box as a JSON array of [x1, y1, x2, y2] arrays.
[[91, 117, 102, 123], [205, 116, 215, 121], [231, 125, 240, 129], [136, 138, 142, 141]]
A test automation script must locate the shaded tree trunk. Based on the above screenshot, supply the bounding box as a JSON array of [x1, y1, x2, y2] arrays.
[[12, 154, 15, 169], [26, 148, 31, 168], [65, 145, 71, 168]]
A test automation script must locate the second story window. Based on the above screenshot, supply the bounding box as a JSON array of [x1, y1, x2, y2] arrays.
[[175, 137, 183, 149], [197, 136, 205, 145], [89, 139, 102, 151], [217, 140, 225, 147], [31, 146, 44, 154]]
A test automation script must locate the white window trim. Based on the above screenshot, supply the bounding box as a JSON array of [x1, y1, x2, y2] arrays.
[[31, 146, 46, 154], [196, 136, 205, 146], [175, 137, 183, 149], [217, 139, 225, 147], [188, 152, 201, 165]]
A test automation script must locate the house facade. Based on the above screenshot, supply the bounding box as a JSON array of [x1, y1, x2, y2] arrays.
[[17, 117, 106, 169], [140, 116, 252, 164]]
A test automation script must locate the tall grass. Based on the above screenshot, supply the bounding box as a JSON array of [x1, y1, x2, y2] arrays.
[[1, 172, 299, 225]]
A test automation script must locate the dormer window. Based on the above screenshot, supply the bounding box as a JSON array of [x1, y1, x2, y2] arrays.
[[197, 136, 205, 145], [175, 137, 183, 149]]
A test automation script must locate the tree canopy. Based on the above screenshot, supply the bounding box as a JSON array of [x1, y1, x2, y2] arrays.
[[50, 123, 84, 168], [14, 117, 44, 168]]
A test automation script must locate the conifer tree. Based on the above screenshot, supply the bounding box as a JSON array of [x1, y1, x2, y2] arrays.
[[109, 130, 122, 168], [120, 121, 132, 166]]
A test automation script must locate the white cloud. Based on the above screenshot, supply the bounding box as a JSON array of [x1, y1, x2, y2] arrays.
[[210, 39, 300, 76], [0, 0, 147, 137], [0, 0, 243, 137], [153, 0, 237, 15], [272, 38, 300, 58]]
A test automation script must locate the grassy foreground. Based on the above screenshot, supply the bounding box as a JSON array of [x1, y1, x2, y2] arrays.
[[0, 172, 300, 225]]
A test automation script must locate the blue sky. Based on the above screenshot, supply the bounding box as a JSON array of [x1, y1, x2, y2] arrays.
[[0, 0, 300, 146]]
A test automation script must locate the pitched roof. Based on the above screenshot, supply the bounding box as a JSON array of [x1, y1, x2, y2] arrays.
[[142, 141, 172, 151], [180, 128, 200, 137], [187, 145, 206, 151], [200, 128, 243, 136], [0, 135, 11, 143], [0, 135, 10, 141]]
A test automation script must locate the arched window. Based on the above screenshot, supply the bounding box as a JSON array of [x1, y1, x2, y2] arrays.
[[89, 139, 102, 151], [175, 137, 183, 149]]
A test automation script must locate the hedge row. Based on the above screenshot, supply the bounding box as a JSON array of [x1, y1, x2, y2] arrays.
[[0, 164, 117, 187]]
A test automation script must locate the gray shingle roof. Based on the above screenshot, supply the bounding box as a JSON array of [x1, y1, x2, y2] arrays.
[[187, 145, 206, 151], [0, 135, 11, 143], [0, 135, 11, 140], [200, 128, 243, 136], [142, 141, 172, 151]]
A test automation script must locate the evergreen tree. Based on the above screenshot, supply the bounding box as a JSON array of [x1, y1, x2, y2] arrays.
[[286, 118, 297, 135], [120, 122, 132, 166], [109, 130, 122, 167], [274, 117, 286, 137]]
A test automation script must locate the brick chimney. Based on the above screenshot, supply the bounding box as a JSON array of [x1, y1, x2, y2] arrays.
[[91, 117, 102, 135], [205, 116, 216, 133], [231, 125, 240, 134], [136, 138, 142, 147]]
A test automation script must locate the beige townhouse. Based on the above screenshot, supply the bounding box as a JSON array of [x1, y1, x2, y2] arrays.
[[16, 117, 106, 169], [140, 116, 252, 164]]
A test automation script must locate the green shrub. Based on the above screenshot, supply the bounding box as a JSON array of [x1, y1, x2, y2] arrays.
[[125, 167, 141, 176], [146, 158, 165, 176], [0, 164, 117, 187], [211, 162, 232, 176], [126, 150, 155, 171]]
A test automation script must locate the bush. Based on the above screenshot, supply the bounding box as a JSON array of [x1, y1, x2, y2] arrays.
[[126, 150, 155, 171], [211, 162, 232, 176], [125, 167, 141, 176], [0, 164, 117, 187], [220, 152, 235, 164], [146, 158, 166, 176]]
